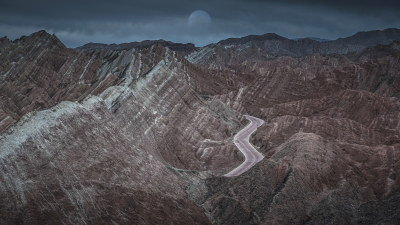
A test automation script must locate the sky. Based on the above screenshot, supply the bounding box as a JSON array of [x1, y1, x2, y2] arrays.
[[0, 0, 399, 47]]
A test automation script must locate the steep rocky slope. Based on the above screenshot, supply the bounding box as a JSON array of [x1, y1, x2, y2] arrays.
[[1, 30, 400, 224], [0, 98, 211, 224], [0, 31, 244, 224]]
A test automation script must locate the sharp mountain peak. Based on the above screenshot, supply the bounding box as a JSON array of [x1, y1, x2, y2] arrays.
[[12, 30, 66, 49]]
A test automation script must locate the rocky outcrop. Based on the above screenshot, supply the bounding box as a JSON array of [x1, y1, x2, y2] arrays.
[[0, 36, 11, 52]]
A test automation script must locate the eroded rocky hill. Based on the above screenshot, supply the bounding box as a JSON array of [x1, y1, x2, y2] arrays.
[[0, 29, 399, 224]]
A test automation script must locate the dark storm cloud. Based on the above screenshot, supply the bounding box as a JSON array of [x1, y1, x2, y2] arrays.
[[251, 0, 399, 9], [0, 0, 399, 47]]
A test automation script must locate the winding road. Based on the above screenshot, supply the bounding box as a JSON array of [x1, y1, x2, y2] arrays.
[[224, 115, 265, 177]]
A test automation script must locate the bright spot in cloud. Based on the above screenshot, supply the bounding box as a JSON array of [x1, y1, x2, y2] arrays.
[[188, 10, 212, 26]]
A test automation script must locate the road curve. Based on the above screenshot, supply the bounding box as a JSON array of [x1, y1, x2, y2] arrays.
[[224, 115, 264, 177]]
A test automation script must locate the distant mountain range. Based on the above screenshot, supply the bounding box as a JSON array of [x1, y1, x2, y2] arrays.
[[186, 28, 400, 64], [293, 37, 330, 42], [77, 39, 196, 54], [76, 28, 400, 62]]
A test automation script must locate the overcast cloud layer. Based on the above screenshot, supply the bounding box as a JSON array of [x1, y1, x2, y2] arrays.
[[0, 0, 399, 47]]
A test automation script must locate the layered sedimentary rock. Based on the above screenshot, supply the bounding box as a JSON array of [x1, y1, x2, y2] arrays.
[[183, 37, 400, 225], [0, 31, 243, 224], [0, 98, 211, 224], [1, 29, 400, 224]]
